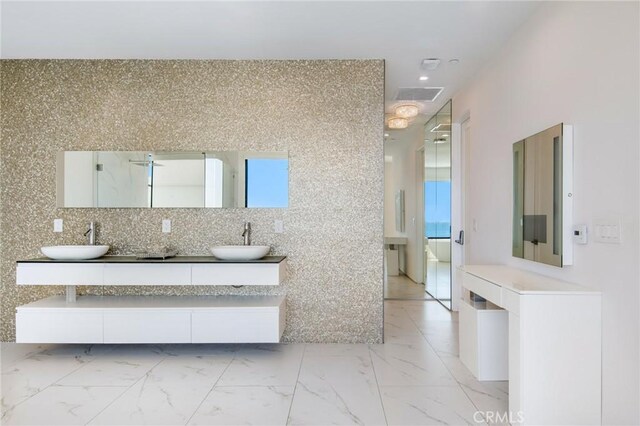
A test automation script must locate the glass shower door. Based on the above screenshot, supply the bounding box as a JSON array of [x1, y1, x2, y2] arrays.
[[423, 100, 452, 309], [95, 152, 150, 208]]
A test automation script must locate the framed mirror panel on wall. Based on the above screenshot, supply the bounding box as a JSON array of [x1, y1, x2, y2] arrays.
[[512, 124, 573, 267]]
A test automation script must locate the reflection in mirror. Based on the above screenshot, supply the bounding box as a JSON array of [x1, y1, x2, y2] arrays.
[[395, 190, 405, 232], [423, 99, 452, 309], [57, 151, 288, 208], [512, 140, 525, 258], [512, 123, 566, 267], [244, 156, 289, 208]]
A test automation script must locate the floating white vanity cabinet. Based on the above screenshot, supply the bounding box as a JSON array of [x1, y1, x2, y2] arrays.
[[459, 265, 602, 426], [17, 295, 286, 344], [15, 256, 288, 344], [16, 255, 287, 286]]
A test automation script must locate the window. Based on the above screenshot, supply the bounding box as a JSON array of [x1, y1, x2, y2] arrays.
[[245, 158, 289, 208], [424, 181, 451, 238]]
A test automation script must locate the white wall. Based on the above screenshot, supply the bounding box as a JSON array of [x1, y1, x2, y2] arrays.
[[453, 2, 639, 423], [153, 158, 205, 208], [384, 125, 424, 282]]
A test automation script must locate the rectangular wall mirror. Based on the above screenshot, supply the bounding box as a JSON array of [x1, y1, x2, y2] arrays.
[[395, 190, 405, 232], [57, 151, 289, 208], [513, 123, 572, 267]]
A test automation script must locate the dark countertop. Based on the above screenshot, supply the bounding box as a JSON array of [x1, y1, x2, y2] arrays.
[[17, 255, 286, 264]]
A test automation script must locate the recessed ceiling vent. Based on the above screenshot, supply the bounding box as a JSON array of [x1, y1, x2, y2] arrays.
[[395, 87, 443, 102], [421, 58, 441, 71]]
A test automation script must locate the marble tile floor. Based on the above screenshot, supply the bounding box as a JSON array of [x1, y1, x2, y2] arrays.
[[425, 260, 452, 304], [0, 300, 508, 425], [384, 274, 431, 300]]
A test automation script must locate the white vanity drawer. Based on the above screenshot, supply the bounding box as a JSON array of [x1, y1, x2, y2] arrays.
[[17, 263, 104, 286], [462, 273, 502, 306], [16, 310, 103, 343], [103, 264, 191, 285], [103, 311, 191, 343], [192, 309, 283, 343], [501, 288, 520, 316], [191, 262, 285, 286]]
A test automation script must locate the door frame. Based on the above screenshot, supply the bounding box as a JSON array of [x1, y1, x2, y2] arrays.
[[461, 115, 471, 265], [414, 146, 425, 284], [450, 114, 470, 312]]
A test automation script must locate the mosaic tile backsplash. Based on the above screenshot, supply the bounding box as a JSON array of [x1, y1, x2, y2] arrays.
[[0, 60, 384, 342]]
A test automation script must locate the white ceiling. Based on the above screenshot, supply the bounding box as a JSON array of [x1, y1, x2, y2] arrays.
[[0, 1, 539, 121]]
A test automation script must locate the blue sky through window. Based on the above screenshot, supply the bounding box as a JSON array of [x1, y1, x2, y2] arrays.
[[425, 181, 451, 238], [246, 159, 288, 208]]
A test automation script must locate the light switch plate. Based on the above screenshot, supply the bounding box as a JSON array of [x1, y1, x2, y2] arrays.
[[274, 220, 284, 234], [53, 219, 63, 233], [162, 219, 171, 233], [594, 216, 621, 244]]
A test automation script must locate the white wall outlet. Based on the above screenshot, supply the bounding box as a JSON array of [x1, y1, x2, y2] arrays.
[[473, 219, 478, 232], [53, 219, 63, 233], [573, 224, 588, 244], [274, 220, 284, 234], [162, 219, 172, 233], [594, 216, 622, 244]]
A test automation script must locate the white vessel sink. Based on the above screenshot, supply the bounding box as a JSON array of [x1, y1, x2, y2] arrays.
[[41, 245, 110, 260], [211, 245, 270, 261]]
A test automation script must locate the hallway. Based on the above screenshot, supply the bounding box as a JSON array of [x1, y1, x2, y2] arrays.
[[384, 274, 429, 300]]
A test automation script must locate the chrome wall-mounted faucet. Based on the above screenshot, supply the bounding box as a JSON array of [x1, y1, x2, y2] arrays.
[[84, 222, 96, 245], [242, 222, 251, 246]]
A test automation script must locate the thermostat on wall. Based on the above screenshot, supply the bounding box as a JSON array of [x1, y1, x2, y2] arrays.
[[573, 224, 588, 244]]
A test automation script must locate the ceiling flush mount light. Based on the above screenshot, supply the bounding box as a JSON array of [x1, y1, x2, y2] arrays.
[[388, 117, 409, 129], [419, 75, 429, 81], [395, 104, 419, 119], [449, 59, 460, 64]]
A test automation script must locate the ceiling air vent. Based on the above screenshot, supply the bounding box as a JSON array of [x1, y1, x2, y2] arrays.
[[395, 87, 443, 102], [421, 58, 441, 71]]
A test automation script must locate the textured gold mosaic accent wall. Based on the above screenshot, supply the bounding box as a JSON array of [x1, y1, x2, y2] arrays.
[[0, 60, 384, 342]]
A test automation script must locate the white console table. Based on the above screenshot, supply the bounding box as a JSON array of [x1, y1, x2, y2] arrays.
[[459, 265, 602, 426], [15, 256, 287, 344]]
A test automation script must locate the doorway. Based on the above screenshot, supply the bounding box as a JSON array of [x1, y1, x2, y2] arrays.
[[382, 101, 454, 304]]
